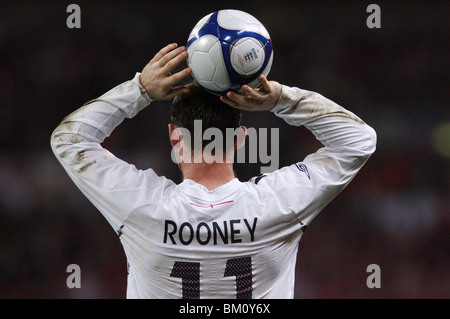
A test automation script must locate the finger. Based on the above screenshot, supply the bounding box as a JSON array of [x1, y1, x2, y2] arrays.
[[159, 46, 186, 69], [162, 50, 188, 74], [220, 95, 241, 109], [165, 67, 192, 86], [259, 75, 271, 92], [165, 86, 190, 100], [223, 92, 254, 110], [241, 85, 264, 100], [226, 91, 248, 105], [152, 43, 178, 62]]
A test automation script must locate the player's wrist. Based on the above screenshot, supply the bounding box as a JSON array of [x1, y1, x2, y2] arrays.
[[270, 84, 290, 113], [134, 72, 154, 103]]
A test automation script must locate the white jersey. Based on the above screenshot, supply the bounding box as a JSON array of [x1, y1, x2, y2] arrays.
[[51, 73, 376, 299]]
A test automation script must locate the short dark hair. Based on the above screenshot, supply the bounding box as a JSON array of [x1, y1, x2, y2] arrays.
[[171, 82, 242, 152]]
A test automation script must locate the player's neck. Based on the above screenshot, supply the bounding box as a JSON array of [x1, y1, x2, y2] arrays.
[[181, 162, 236, 191]]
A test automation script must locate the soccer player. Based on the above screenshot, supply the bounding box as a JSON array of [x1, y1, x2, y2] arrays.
[[51, 43, 376, 298]]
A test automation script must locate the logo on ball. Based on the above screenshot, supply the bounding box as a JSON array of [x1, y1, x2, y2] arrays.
[[244, 48, 257, 63]]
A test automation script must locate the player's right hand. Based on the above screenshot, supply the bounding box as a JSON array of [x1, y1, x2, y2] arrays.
[[220, 75, 282, 112], [139, 43, 192, 100]]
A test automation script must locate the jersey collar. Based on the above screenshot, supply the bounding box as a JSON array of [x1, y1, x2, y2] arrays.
[[178, 178, 242, 199]]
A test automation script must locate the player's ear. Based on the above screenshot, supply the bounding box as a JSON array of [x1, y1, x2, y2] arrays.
[[235, 126, 247, 150], [168, 124, 183, 148]]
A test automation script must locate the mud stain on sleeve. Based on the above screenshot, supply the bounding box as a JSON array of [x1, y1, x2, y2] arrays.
[[77, 160, 97, 173], [76, 150, 85, 162]]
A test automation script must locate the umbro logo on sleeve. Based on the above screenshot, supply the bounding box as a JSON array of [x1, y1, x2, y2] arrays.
[[295, 163, 310, 180]]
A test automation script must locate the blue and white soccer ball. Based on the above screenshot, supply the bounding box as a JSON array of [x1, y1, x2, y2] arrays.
[[186, 9, 273, 95]]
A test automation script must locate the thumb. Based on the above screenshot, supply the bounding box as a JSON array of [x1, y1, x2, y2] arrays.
[[164, 86, 190, 100]]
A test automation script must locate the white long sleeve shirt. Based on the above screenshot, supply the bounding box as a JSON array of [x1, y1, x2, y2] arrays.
[[51, 73, 376, 299]]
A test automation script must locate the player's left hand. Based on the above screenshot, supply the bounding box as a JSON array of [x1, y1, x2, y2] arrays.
[[220, 75, 282, 111], [140, 43, 192, 100]]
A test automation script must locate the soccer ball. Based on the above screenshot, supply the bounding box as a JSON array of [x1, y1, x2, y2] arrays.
[[186, 9, 273, 96]]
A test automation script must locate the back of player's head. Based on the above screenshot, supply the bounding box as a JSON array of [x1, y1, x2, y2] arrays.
[[171, 82, 242, 152]]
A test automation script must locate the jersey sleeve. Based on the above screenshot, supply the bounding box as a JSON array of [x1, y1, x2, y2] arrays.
[[251, 85, 377, 226], [50, 73, 174, 231]]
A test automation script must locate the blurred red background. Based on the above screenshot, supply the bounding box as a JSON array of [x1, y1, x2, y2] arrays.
[[0, 0, 448, 298]]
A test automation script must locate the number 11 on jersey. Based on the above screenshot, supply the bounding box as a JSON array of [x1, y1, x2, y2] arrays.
[[170, 257, 253, 299]]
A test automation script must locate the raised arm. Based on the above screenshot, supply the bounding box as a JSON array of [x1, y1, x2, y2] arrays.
[[222, 75, 377, 224], [50, 44, 191, 230]]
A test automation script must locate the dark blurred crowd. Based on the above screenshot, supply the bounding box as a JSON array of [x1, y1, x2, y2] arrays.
[[0, 1, 448, 298]]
